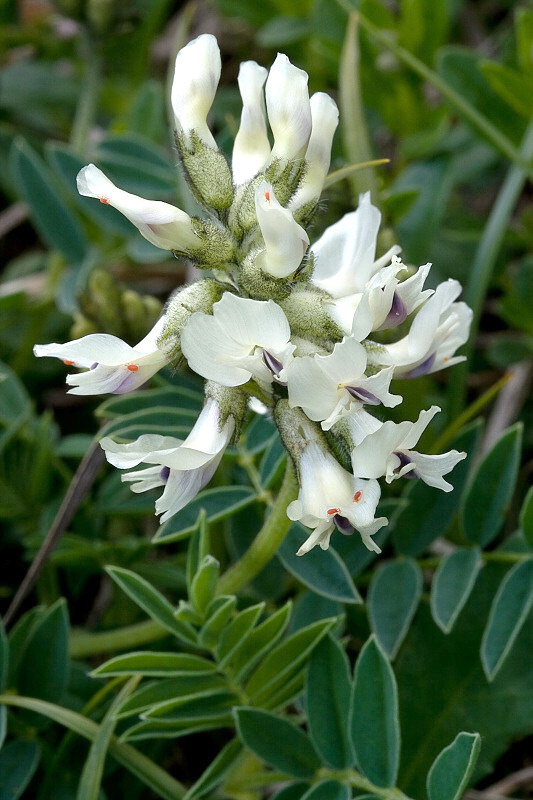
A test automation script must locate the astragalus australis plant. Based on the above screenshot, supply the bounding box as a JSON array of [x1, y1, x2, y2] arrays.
[[25, 32, 487, 800]]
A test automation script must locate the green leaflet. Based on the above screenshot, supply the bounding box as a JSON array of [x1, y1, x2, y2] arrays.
[[10, 137, 87, 263], [350, 636, 400, 788], [481, 559, 533, 681], [430, 549, 482, 633], [234, 707, 321, 779], [0, 740, 40, 800], [278, 523, 361, 604], [306, 635, 354, 770], [368, 559, 423, 658], [426, 732, 481, 800], [92, 652, 217, 677], [461, 424, 522, 547], [106, 566, 196, 644]]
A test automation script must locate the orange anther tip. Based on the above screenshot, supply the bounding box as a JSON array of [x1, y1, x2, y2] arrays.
[[327, 507, 340, 516], [99, 197, 110, 204], [63, 360, 75, 366], [353, 491, 362, 502], [127, 364, 139, 372], [264, 191, 270, 202]]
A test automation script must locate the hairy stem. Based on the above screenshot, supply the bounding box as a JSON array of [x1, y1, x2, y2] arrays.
[[217, 461, 297, 595]]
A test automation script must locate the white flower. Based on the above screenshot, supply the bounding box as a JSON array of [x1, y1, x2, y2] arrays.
[[181, 292, 295, 389], [311, 193, 399, 298], [285, 335, 401, 430], [100, 398, 233, 522], [33, 317, 168, 395], [265, 53, 312, 161], [367, 279, 472, 377], [171, 33, 221, 149], [350, 405, 467, 491], [289, 92, 339, 210], [254, 182, 309, 278], [287, 442, 387, 554], [232, 61, 270, 185], [77, 165, 198, 252]]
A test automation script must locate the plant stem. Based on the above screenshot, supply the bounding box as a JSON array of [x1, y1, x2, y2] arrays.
[[217, 461, 298, 595], [70, 619, 167, 659], [0, 695, 186, 800], [449, 119, 533, 416]]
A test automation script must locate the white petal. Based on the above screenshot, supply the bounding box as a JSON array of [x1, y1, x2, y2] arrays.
[[171, 33, 221, 148], [34, 333, 136, 368], [163, 401, 234, 470], [232, 61, 270, 184], [341, 409, 383, 446], [296, 521, 334, 556], [254, 183, 309, 278], [100, 434, 183, 469], [311, 193, 381, 297], [318, 337, 368, 386], [395, 262, 433, 314], [266, 53, 312, 161], [286, 356, 341, 423], [212, 292, 292, 351], [77, 165, 197, 252], [355, 367, 403, 408], [122, 465, 166, 493], [181, 312, 252, 386], [351, 421, 409, 479], [157, 459, 220, 522], [406, 449, 466, 491], [398, 406, 440, 450]]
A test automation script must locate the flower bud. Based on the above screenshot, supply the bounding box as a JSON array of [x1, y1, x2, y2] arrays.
[[176, 133, 234, 212], [290, 92, 339, 212], [232, 61, 270, 185], [266, 54, 312, 161], [171, 34, 221, 149]]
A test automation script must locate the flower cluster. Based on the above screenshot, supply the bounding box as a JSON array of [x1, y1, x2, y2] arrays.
[[34, 34, 472, 556]]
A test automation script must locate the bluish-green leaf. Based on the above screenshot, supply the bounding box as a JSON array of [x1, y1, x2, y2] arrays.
[[92, 652, 217, 678], [96, 386, 202, 419], [278, 524, 361, 604], [461, 424, 522, 547], [16, 599, 69, 707], [430, 549, 482, 633], [144, 691, 237, 722], [246, 618, 336, 705], [427, 731, 481, 800], [300, 781, 350, 800], [368, 559, 423, 658], [154, 486, 257, 543], [271, 783, 310, 800], [190, 556, 219, 615], [260, 435, 286, 489], [101, 407, 196, 439], [306, 635, 354, 769], [350, 636, 400, 788], [116, 675, 228, 719], [519, 486, 533, 547], [106, 566, 196, 644], [395, 422, 481, 555], [198, 596, 237, 650], [481, 559, 533, 680], [234, 707, 321, 779], [0, 740, 40, 800], [231, 602, 292, 681], [217, 604, 265, 668], [10, 138, 87, 262]]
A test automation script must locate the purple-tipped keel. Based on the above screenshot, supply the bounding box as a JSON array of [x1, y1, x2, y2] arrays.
[[262, 349, 284, 376], [332, 514, 355, 535], [345, 385, 381, 405], [382, 293, 407, 329], [393, 451, 418, 478], [160, 466, 170, 481], [404, 353, 436, 378]]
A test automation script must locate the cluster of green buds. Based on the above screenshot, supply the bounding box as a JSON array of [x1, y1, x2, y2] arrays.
[[34, 35, 472, 555]]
